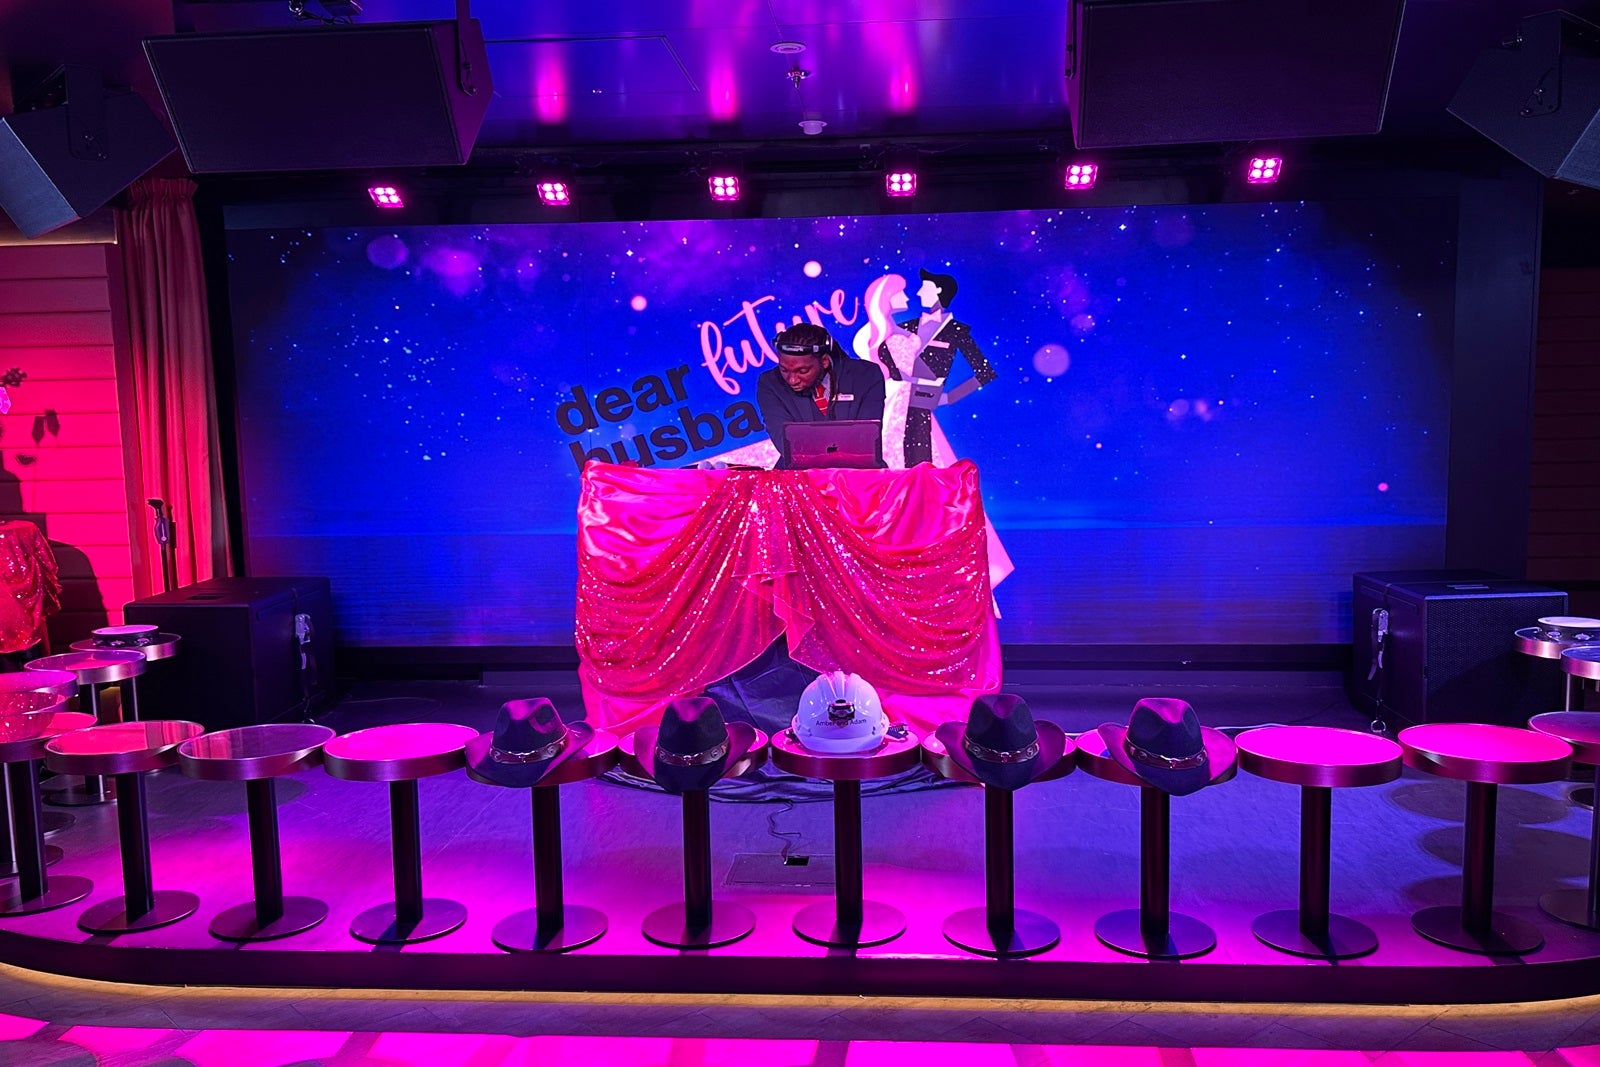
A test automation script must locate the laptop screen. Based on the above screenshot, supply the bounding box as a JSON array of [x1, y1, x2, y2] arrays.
[[784, 420, 885, 470]]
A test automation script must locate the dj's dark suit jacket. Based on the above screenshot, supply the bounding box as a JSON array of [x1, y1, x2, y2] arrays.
[[756, 357, 887, 469]]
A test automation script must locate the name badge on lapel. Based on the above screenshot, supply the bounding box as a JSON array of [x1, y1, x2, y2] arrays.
[[837, 393, 856, 402]]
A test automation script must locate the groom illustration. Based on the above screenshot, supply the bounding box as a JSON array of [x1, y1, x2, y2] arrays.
[[877, 268, 997, 466]]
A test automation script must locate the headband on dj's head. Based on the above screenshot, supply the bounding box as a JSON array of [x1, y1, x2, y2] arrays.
[[774, 327, 836, 358]]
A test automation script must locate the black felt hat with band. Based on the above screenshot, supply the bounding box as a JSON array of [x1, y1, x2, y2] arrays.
[[465, 698, 593, 789], [634, 696, 759, 794], [1099, 696, 1237, 797], [936, 693, 1067, 791]]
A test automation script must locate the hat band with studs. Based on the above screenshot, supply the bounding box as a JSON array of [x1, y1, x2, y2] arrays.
[[491, 732, 570, 765], [1124, 738, 1207, 772], [964, 735, 1040, 764], [655, 739, 729, 767]]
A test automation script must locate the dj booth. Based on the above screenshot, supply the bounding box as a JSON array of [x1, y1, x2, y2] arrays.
[[574, 460, 1003, 736]]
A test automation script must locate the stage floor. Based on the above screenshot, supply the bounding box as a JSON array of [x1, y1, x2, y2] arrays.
[[4, 670, 1600, 1007]]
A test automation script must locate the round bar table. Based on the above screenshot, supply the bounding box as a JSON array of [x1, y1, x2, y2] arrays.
[[619, 729, 769, 950], [0, 710, 95, 915], [1399, 722, 1572, 954], [1, 672, 79, 837], [71, 632, 181, 724], [177, 723, 334, 941], [771, 728, 921, 949], [0, 691, 68, 879], [29, 651, 146, 806], [1077, 727, 1236, 960], [1530, 709, 1600, 930], [1236, 726, 1403, 959], [1514, 627, 1594, 713], [923, 730, 1075, 958], [322, 722, 478, 945], [45, 720, 205, 933], [467, 729, 619, 953]]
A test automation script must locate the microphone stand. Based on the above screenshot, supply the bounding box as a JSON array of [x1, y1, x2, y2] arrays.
[[147, 499, 176, 594]]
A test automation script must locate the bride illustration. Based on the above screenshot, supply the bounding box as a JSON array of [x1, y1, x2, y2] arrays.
[[853, 270, 1013, 588]]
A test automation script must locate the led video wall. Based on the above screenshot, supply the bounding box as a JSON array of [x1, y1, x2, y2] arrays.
[[227, 198, 1455, 647]]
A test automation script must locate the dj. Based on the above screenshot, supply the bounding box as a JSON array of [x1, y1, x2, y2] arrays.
[[755, 323, 886, 469]]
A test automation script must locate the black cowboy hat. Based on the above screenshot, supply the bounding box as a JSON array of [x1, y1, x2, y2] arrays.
[[936, 693, 1067, 791], [1099, 697, 1237, 797], [465, 698, 594, 788], [633, 696, 759, 794]]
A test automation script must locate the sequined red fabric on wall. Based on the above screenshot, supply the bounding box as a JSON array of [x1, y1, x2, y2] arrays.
[[0, 521, 62, 653], [576, 462, 1002, 735]]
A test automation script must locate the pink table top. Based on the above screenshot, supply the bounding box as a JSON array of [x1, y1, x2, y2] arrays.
[[770, 728, 922, 782], [322, 722, 479, 782], [45, 719, 205, 776], [0, 690, 67, 718], [1398, 723, 1573, 784], [0, 711, 96, 762], [467, 728, 620, 789], [617, 729, 770, 783], [1530, 712, 1600, 766], [0, 669, 76, 698], [1236, 726, 1403, 788], [27, 649, 145, 685], [72, 633, 181, 662], [179, 723, 335, 781]]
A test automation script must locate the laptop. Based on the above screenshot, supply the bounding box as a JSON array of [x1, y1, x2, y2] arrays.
[[785, 420, 885, 470]]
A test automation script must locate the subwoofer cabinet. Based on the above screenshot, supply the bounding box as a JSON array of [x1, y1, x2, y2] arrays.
[[124, 576, 336, 731], [1349, 571, 1566, 729]]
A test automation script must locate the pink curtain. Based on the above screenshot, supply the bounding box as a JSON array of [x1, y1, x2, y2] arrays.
[[117, 178, 231, 591], [576, 461, 1003, 735]]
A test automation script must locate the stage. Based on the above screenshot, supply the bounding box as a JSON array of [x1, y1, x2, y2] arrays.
[[3, 670, 1600, 1007]]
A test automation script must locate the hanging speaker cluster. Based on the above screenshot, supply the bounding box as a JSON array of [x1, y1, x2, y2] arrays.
[[143, 16, 492, 174]]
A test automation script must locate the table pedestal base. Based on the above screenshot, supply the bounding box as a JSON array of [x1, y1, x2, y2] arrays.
[[493, 904, 607, 953], [0, 844, 61, 879], [211, 896, 328, 942], [642, 900, 754, 949], [79, 889, 198, 934], [0, 873, 91, 916], [1539, 888, 1600, 931], [1095, 908, 1215, 960], [793, 898, 903, 949], [1572, 787, 1595, 810], [943, 906, 1059, 958], [1412, 904, 1543, 955], [41, 811, 72, 836], [44, 778, 113, 807], [1253, 909, 1378, 959], [350, 899, 466, 945]]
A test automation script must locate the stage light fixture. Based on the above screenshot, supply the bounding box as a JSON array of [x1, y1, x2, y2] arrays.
[[1064, 162, 1099, 190], [537, 179, 571, 206], [368, 184, 404, 208], [708, 174, 741, 201], [1246, 155, 1283, 184], [885, 168, 917, 197]]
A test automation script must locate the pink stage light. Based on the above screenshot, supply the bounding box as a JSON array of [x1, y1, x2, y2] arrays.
[[1246, 156, 1283, 184], [1064, 162, 1098, 190], [368, 185, 403, 208], [537, 180, 571, 206], [708, 175, 741, 201], [885, 170, 917, 197]]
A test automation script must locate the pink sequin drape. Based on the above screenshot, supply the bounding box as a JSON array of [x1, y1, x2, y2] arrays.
[[576, 461, 1002, 735]]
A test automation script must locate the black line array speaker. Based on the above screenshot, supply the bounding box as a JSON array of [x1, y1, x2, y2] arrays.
[[1448, 11, 1600, 191], [1065, 0, 1406, 148], [1348, 571, 1567, 729], [123, 577, 336, 732], [0, 86, 175, 238], [143, 18, 491, 173]]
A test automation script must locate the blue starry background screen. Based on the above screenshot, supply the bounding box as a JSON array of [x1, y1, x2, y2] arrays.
[[227, 198, 1455, 647]]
